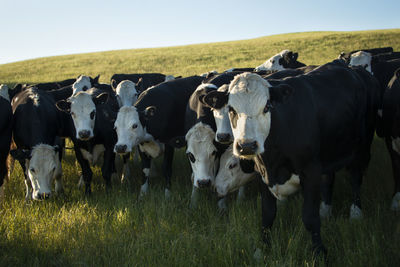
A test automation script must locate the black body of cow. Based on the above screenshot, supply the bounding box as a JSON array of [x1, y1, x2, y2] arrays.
[[0, 95, 12, 188], [135, 76, 205, 192], [32, 78, 76, 91], [110, 73, 168, 93]]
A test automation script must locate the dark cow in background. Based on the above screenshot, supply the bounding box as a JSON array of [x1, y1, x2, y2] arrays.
[[0, 85, 13, 199], [113, 76, 204, 198], [255, 50, 306, 71], [381, 68, 400, 210], [110, 73, 175, 94], [338, 46, 394, 63], [204, 60, 381, 255]]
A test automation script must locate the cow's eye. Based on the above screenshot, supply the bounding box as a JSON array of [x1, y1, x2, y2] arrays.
[[187, 152, 195, 163], [30, 168, 35, 173], [132, 124, 138, 129], [229, 163, 237, 169], [263, 100, 272, 114], [90, 111, 96, 120]]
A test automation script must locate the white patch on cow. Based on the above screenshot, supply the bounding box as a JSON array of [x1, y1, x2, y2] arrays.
[[185, 122, 218, 188], [228, 73, 272, 158], [392, 137, 400, 154], [143, 168, 150, 178], [115, 80, 138, 107], [164, 75, 175, 82], [69, 92, 96, 140], [28, 92, 40, 107], [139, 141, 164, 158], [72, 75, 92, 95], [214, 146, 255, 197], [268, 175, 300, 201], [255, 50, 290, 71], [27, 144, 62, 200], [350, 204, 363, 219], [0, 84, 10, 102], [80, 144, 105, 165], [319, 202, 333, 218], [200, 70, 218, 77], [349, 51, 373, 74], [391, 192, 400, 211], [140, 180, 149, 196], [114, 106, 149, 153]]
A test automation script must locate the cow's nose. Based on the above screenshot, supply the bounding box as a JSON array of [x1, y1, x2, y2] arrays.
[[197, 179, 211, 188], [78, 130, 91, 140], [34, 192, 51, 200], [216, 133, 232, 144], [236, 141, 258, 155], [115, 144, 127, 154]]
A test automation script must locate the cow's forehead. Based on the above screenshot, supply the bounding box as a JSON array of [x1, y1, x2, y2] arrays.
[[30, 144, 57, 166], [116, 106, 140, 124], [116, 80, 136, 93], [350, 51, 371, 65], [186, 123, 216, 152], [70, 92, 94, 108]]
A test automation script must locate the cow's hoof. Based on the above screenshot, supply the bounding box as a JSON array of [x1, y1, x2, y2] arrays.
[[350, 204, 363, 219], [391, 192, 400, 211]]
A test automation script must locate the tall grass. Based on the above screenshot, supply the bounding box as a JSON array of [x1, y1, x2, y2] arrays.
[[1, 29, 400, 266]]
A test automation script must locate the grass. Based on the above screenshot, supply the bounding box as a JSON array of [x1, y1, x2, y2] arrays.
[[1, 29, 400, 266]]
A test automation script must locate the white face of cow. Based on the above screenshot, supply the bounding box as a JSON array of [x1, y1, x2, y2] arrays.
[[213, 85, 233, 144], [228, 73, 272, 158], [0, 84, 10, 102], [114, 106, 148, 154], [69, 92, 96, 140], [214, 146, 255, 197], [26, 144, 61, 200], [185, 122, 218, 188], [115, 80, 138, 107], [72, 75, 92, 95], [349, 51, 373, 74], [255, 50, 290, 71]]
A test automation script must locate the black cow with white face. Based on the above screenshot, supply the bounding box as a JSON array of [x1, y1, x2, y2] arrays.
[[254, 50, 306, 72], [338, 46, 394, 63], [113, 76, 205, 198], [204, 61, 380, 255], [0, 85, 13, 196], [381, 68, 400, 211], [110, 73, 175, 94]]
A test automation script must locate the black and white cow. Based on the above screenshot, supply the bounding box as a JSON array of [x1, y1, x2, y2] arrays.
[[0, 85, 13, 197], [204, 61, 380, 255], [113, 76, 205, 198], [338, 47, 394, 63], [381, 68, 400, 210], [56, 85, 118, 194], [254, 50, 306, 72], [110, 73, 175, 94]]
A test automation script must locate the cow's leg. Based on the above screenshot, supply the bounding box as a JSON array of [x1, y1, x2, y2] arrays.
[[162, 144, 174, 199], [348, 168, 363, 219], [102, 148, 115, 192], [301, 162, 326, 256], [320, 173, 335, 218], [139, 150, 151, 197], [261, 181, 277, 245], [386, 138, 400, 211], [74, 146, 92, 195]]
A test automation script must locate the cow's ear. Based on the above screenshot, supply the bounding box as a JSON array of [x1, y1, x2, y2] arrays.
[[93, 92, 109, 105], [202, 91, 229, 109], [269, 84, 293, 105], [292, 52, 298, 61], [55, 100, 71, 113], [144, 106, 156, 118], [168, 136, 186, 148], [93, 74, 100, 85], [10, 149, 31, 161], [111, 79, 118, 91]]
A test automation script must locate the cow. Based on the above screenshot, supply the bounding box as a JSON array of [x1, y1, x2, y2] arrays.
[[254, 50, 306, 72], [55, 85, 118, 195], [381, 68, 400, 210], [0, 85, 13, 198], [203, 61, 381, 255], [113, 76, 205, 198], [338, 46, 394, 63], [110, 73, 175, 94]]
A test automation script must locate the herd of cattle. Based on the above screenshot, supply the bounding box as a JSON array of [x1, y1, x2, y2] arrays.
[[1, 47, 400, 256]]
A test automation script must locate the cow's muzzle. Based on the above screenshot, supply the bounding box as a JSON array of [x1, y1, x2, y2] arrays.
[[216, 133, 232, 144], [236, 141, 258, 155], [33, 192, 51, 200], [114, 144, 128, 154]]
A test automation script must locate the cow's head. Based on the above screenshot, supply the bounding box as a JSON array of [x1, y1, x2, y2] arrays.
[[10, 144, 61, 200], [55, 91, 109, 140], [114, 106, 155, 154], [0, 84, 10, 102], [255, 50, 303, 72], [214, 145, 255, 197], [111, 80, 139, 108], [348, 51, 373, 74], [185, 122, 219, 188], [203, 73, 293, 158], [202, 84, 233, 144], [72, 75, 99, 95]]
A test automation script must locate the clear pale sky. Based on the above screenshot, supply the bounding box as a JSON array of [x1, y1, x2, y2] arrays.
[[1, 0, 399, 65]]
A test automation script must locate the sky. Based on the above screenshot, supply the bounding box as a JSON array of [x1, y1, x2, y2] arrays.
[[1, 0, 399, 65]]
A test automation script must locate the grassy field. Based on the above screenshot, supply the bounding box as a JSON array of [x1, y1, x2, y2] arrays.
[[1, 29, 400, 266]]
